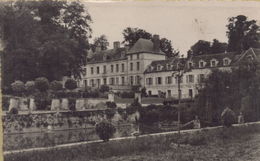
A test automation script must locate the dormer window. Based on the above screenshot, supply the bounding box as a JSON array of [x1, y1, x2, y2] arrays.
[[199, 60, 205, 68], [157, 65, 161, 71], [166, 64, 171, 70], [188, 61, 193, 69], [223, 58, 230, 66], [210, 59, 218, 67]]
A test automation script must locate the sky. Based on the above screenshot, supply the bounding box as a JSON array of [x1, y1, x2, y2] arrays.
[[83, 0, 260, 56]]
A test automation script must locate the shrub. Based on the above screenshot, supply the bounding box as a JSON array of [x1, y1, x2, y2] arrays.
[[50, 80, 63, 91], [35, 77, 49, 92], [221, 107, 236, 127], [11, 80, 25, 95], [65, 79, 77, 91], [25, 81, 35, 94], [34, 91, 51, 110], [106, 109, 116, 119], [95, 121, 116, 142], [9, 107, 18, 114], [106, 101, 117, 108], [120, 91, 135, 98], [99, 85, 110, 93]]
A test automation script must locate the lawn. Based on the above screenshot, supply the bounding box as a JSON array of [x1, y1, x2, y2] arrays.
[[5, 123, 260, 161], [89, 130, 260, 161]]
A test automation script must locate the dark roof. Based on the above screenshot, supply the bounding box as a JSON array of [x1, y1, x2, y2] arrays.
[[188, 52, 240, 69], [128, 38, 165, 55], [87, 48, 127, 64], [144, 57, 185, 73]]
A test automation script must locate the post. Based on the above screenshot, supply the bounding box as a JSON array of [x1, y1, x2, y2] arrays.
[[177, 73, 181, 148]]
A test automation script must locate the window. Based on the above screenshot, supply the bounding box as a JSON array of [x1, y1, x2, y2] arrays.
[[146, 78, 153, 85], [91, 67, 94, 74], [223, 58, 230, 66], [103, 65, 106, 74], [148, 91, 152, 96], [167, 90, 171, 97], [121, 77, 125, 85], [157, 65, 161, 71], [83, 68, 87, 76], [137, 53, 140, 59], [111, 65, 114, 73], [130, 76, 134, 85], [175, 77, 183, 84], [84, 80, 87, 87], [96, 66, 100, 74], [136, 75, 141, 85], [186, 75, 194, 83], [121, 64, 125, 72], [188, 62, 193, 68], [130, 55, 133, 60], [130, 63, 133, 71], [116, 64, 119, 72], [198, 74, 205, 83], [211, 60, 217, 67], [189, 89, 193, 98], [90, 79, 94, 87], [166, 76, 172, 84], [156, 77, 162, 85], [103, 78, 107, 85], [109, 77, 115, 85], [137, 62, 140, 71], [199, 61, 204, 68], [166, 64, 171, 70]]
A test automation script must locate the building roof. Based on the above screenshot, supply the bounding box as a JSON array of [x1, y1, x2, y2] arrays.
[[188, 51, 240, 69], [144, 57, 185, 73], [86, 47, 127, 64], [127, 38, 165, 55]]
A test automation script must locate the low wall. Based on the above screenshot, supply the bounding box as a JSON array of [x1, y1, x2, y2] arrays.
[[4, 121, 260, 161], [3, 109, 139, 134]]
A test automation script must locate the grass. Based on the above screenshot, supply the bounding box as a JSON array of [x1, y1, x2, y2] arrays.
[[4, 123, 260, 161]]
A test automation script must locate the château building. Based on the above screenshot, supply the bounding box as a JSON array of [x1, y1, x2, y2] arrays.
[[79, 36, 260, 99]]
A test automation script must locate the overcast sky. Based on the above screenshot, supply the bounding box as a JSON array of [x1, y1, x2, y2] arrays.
[[83, 1, 260, 55]]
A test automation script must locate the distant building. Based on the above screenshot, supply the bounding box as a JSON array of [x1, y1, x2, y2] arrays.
[[80, 36, 260, 99]]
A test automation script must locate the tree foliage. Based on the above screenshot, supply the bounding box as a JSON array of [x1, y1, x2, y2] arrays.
[[35, 77, 49, 92], [227, 15, 259, 52], [65, 78, 77, 91], [122, 27, 179, 58], [91, 35, 109, 52], [11, 80, 25, 95], [189, 39, 227, 56], [50, 80, 63, 91], [0, 0, 92, 88], [95, 121, 116, 142]]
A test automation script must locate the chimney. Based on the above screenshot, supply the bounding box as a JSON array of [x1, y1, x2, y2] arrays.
[[113, 41, 120, 50], [153, 35, 160, 52]]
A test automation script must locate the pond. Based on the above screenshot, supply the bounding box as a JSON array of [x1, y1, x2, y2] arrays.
[[4, 124, 176, 151]]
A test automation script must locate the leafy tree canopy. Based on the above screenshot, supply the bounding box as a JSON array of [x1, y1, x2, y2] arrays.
[[122, 27, 179, 58], [0, 0, 92, 88], [189, 39, 228, 56], [91, 34, 109, 52], [227, 15, 260, 52]]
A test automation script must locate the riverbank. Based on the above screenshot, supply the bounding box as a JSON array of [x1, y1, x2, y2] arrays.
[[4, 122, 260, 161]]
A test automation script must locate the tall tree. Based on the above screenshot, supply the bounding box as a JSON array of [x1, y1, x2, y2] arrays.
[[122, 27, 179, 58], [210, 39, 228, 54], [0, 0, 92, 87], [91, 34, 109, 52], [122, 27, 152, 47], [227, 15, 259, 52], [189, 39, 228, 56], [190, 40, 211, 55]]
